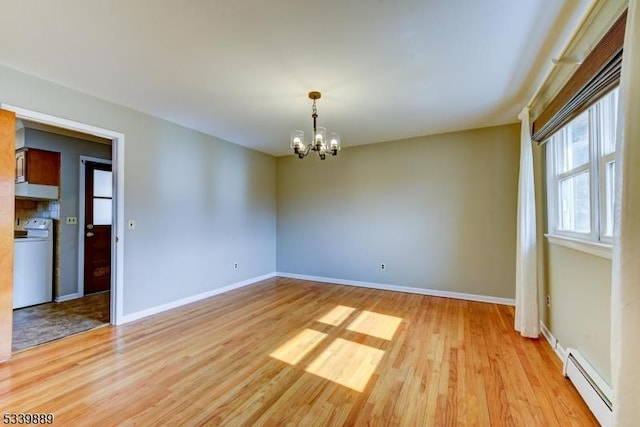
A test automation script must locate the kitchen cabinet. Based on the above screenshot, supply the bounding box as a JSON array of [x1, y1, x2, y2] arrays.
[[15, 148, 60, 186], [15, 148, 61, 200]]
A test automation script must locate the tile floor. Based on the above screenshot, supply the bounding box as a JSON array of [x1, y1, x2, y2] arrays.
[[12, 292, 110, 352]]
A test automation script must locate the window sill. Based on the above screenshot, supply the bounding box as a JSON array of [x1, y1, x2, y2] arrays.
[[545, 234, 612, 260]]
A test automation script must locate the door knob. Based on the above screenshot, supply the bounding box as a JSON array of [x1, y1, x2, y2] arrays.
[[87, 224, 94, 230], [86, 232, 95, 237]]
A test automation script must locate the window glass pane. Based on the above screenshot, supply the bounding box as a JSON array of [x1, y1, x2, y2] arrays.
[[599, 88, 619, 156], [93, 199, 112, 226], [559, 171, 590, 233], [604, 161, 616, 236], [94, 170, 113, 198], [559, 112, 589, 173]]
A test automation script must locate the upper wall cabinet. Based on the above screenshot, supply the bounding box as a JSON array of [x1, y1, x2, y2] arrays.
[[15, 148, 60, 185], [15, 148, 60, 200]]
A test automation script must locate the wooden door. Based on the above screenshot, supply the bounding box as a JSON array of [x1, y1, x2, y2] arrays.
[[83, 161, 112, 295], [0, 110, 16, 362]]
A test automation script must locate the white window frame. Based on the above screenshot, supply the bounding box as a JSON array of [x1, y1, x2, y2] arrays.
[[598, 152, 615, 243], [546, 87, 618, 248]]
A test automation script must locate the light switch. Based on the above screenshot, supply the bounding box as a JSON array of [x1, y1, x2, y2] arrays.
[[128, 219, 136, 230]]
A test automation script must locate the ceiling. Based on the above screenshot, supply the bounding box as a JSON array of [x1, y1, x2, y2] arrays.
[[0, 1, 591, 156]]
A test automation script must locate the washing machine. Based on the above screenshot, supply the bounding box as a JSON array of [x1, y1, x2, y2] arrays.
[[13, 218, 54, 309]]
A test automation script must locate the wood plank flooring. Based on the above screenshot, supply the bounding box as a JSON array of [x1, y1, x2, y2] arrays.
[[0, 277, 597, 426]]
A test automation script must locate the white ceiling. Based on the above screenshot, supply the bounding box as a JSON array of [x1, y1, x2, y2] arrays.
[[0, 1, 591, 156]]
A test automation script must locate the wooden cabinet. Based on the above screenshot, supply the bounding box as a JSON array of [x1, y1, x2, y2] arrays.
[[15, 149, 26, 182], [15, 148, 60, 186]]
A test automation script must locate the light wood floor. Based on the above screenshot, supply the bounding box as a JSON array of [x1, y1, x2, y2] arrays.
[[0, 277, 597, 426]]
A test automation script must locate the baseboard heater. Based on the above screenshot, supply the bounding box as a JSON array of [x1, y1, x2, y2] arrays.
[[563, 348, 612, 426]]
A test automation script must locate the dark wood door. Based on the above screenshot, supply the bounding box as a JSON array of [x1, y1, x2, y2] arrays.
[[84, 161, 112, 295]]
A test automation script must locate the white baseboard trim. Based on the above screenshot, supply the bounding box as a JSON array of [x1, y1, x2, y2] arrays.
[[540, 321, 566, 361], [55, 293, 82, 302], [120, 272, 276, 324], [540, 321, 557, 348], [276, 272, 515, 306], [555, 341, 567, 361]]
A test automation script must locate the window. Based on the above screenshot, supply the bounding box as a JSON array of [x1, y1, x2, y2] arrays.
[[92, 169, 113, 226], [546, 87, 619, 244]]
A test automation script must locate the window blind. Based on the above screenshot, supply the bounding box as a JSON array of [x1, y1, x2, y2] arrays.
[[532, 9, 627, 143]]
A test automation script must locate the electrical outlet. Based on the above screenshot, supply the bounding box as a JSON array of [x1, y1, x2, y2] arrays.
[[234, 263, 238, 270], [128, 219, 136, 230], [65, 216, 78, 225], [546, 295, 551, 307], [380, 263, 385, 270]]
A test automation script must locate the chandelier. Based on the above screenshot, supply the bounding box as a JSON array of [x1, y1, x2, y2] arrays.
[[290, 91, 341, 160]]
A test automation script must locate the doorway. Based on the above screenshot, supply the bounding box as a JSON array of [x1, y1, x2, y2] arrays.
[[12, 132, 114, 350], [12, 129, 112, 351], [0, 104, 125, 359]]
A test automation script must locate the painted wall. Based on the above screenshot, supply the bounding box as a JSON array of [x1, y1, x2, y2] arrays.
[[24, 128, 112, 297], [277, 124, 520, 299], [0, 64, 277, 316], [545, 243, 612, 384]]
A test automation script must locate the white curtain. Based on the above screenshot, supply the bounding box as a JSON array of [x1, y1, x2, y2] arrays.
[[515, 107, 539, 338], [612, 1, 640, 425]]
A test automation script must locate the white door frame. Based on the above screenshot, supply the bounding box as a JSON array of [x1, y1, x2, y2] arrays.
[[1, 103, 125, 325], [78, 155, 113, 299]]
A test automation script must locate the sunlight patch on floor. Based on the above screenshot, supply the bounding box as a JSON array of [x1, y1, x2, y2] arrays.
[[317, 305, 356, 326], [269, 329, 327, 365], [305, 338, 385, 392], [269, 304, 403, 392], [346, 310, 402, 340]]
